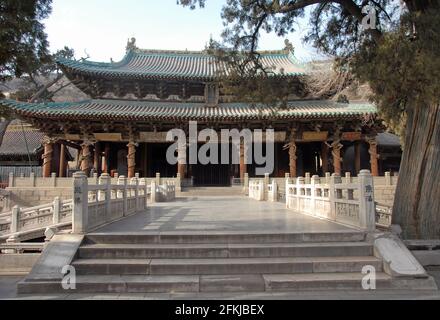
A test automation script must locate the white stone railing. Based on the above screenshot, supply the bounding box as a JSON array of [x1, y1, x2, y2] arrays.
[[267, 180, 278, 202], [148, 180, 176, 203], [72, 173, 148, 234], [0, 189, 10, 213], [375, 202, 393, 228], [0, 198, 73, 241], [285, 170, 376, 231], [249, 180, 265, 201], [0, 173, 178, 241], [7, 172, 181, 190]]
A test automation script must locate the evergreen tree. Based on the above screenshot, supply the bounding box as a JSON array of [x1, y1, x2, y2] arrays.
[[179, 0, 440, 239]]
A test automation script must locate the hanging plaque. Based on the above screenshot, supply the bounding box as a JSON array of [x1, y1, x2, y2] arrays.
[[302, 131, 328, 141], [341, 132, 362, 141]]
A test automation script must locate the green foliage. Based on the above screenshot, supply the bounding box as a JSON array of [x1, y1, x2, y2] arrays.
[[0, 0, 53, 81], [179, 1, 440, 140], [351, 8, 440, 138]]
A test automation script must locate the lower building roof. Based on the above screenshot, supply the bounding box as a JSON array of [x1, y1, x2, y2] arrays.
[[0, 99, 377, 122], [0, 120, 44, 157]]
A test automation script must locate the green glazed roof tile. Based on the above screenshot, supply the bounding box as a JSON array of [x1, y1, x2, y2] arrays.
[[1, 99, 377, 122]]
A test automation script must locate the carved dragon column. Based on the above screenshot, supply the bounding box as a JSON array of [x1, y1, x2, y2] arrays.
[[80, 139, 94, 177], [331, 140, 343, 176], [285, 128, 298, 178], [177, 141, 187, 179], [127, 140, 138, 179], [42, 136, 57, 178], [366, 135, 379, 176], [240, 138, 247, 180]]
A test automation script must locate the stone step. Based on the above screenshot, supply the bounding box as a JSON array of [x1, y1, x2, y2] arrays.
[[78, 242, 373, 259], [17, 275, 199, 294], [85, 231, 366, 245], [19, 272, 435, 294], [263, 272, 438, 291], [72, 256, 383, 275]]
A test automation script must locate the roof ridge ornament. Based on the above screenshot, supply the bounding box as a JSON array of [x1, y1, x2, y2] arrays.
[[126, 37, 137, 52]]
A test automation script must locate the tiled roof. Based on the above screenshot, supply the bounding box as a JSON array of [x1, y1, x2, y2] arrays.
[[1, 99, 377, 122], [57, 49, 306, 81], [377, 132, 401, 147], [0, 121, 44, 156]]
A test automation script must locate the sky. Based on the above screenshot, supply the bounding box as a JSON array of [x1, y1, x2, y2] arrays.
[[44, 0, 322, 63]]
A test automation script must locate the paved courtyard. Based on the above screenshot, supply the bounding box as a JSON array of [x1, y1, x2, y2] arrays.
[[97, 195, 355, 233]]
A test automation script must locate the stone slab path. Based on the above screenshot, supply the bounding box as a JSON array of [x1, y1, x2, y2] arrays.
[[96, 196, 355, 233]]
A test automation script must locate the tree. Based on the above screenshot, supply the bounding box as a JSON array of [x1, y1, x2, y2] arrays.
[[0, 1, 75, 145], [179, 0, 440, 239], [0, 0, 52, 82]]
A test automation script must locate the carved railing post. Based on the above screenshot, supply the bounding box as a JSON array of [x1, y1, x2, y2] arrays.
[[329, 173, 341, 220], [139, 178, 148, 209], [30, 172, 36, 187], [243, 173, 249, 193], [150, 181, 156, 203], [131, 176, 140, 212], [73, 171, 88, 234], [358, 170, 376, 231], [345, 172, 351, 184], [385, 171, 391, 185], [99, 173, 111, 222], [8, 172, 14, 188], [51, 172, 57, 187], [258, 180, 265, 201], [311, 175, 320, 215], [118, 176, 128, 216], [156, 172, 160, 185], [325, 172, 331, 184], [264, 173, 270, 199], [10, 205, 19, 234], [53, 197, 61, 225]]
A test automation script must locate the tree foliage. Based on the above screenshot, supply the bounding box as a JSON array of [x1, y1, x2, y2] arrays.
[[179, 0, 439, 133], [0, 0, 53, 81]]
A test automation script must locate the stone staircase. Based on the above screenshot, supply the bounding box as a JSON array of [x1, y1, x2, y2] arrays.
[[18, 230, 436, 294]]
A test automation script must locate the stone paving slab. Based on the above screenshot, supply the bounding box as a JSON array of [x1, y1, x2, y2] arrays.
[[96, 196, 356, 233]]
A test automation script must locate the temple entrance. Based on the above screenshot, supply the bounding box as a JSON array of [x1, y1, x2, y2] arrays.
[[191, 143, 232, 186], [147, 143, 177, 178]]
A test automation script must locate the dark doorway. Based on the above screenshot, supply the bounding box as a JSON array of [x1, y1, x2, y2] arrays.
[[147, 143, 177, 177], [191, 143, 232, 186]]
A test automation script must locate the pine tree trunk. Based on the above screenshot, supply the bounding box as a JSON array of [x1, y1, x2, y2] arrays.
[[392, 101, 440, 239]]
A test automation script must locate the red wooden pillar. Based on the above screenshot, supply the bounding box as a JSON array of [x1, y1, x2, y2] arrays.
[[127, 141, 137, 178], [289, 140, 297, 178], [321, 142, 329, 174], [80, 140, 93, 176], [367, 137, 379, 176], [103, 143, 110, 174], [240, 140, 247, 180], [42, 137, 55, 178], [59, 143, 66, 177], [331, 140, 343, 175]]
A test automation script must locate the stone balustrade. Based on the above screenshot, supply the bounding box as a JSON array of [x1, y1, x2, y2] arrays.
[[248, 170, 377, 231], [249, 180, 265, 201], [5, 172, 181, 210], [286, 170, 376, 231], [0, 197, 73, 242], [72, 172, 148, 234], [0, 173, 177, 241]]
